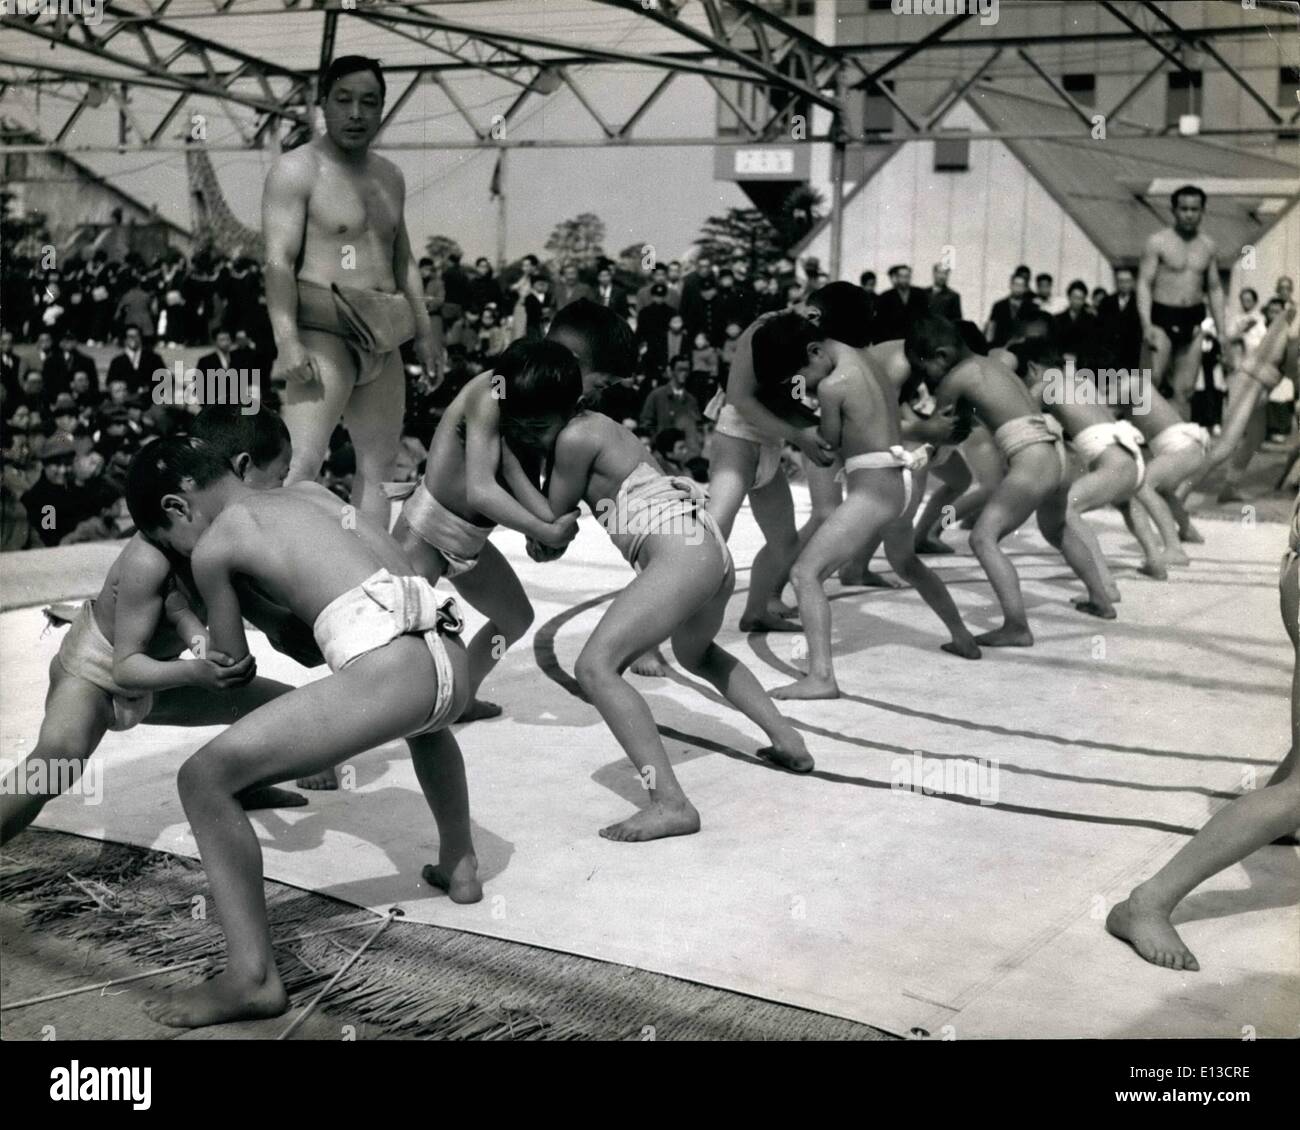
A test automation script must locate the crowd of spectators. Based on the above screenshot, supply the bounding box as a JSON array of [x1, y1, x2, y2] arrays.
[[3, 240, 1294, 552]]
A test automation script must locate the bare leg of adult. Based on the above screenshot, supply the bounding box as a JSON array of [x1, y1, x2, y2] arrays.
[[342, 351, 405, 530]]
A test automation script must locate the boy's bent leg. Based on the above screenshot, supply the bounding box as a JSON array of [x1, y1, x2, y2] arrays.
[[1107, 772, 1300, 971], [882, 520, 980, 659], [969, 452, 1055, 646], [576, 554, 718, 842], [775, 472, 903, 699], [915, 452, 972, 553], [150, 677, 308, 809], [741, 475, 803, 631], [0, 662, 113, 845], [449, 541, 533, 719], [144, 641, 444, 1028], [1036, 487, 1117, 619], [670, 558, 812, 773], [412, 729, 482, 903]]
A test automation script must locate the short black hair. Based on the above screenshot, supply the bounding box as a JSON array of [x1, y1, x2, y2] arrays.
[[888, 264, 910, 278], [806, 282, 872, 349], [1171, 183, 1206, 210], [957, 319, 989, 356], [653, 427, 686, 457], [1067, 279, 1088, 296], [859, 271, 877, 285], [1240, 287, 1259, 302], [496, 339, 583, 424], [1009, 336, 1065, 372], [905, 316, 965, 365], [125, 436, 231, 534], [319, 55, 386, 102], [547, 298, 636, 380], [190, 405, 291, 470], [752, 312, 824, 389]]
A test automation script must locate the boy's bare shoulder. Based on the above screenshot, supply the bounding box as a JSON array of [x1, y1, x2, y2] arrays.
[[117, 534, 171, 591], [559, 411, 606, 451]]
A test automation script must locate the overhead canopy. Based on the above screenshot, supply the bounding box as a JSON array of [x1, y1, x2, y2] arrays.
[[2, 0, 1298, 154]]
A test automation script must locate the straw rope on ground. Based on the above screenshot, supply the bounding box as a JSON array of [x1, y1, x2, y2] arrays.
[[0, 830, 892, 1041]]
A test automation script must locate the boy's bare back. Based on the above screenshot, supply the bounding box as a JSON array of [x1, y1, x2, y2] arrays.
[[942, 355, 1039, 431], [195, 482, 414, 626]]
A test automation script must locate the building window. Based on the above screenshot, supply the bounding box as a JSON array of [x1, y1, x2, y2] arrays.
[[861, 79, 896, 145], [1280, 66, 1299, 105], [934, 129, 971, 172], [1063, 73, 1096, 108], [1166, 70, 1202, 126]]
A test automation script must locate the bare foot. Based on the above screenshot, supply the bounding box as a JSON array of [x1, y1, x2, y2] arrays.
[[767, 598, 799, 619], [457, 698, 503, 723], [975, 625, 1034, 647], [771, 675, 839, 700], [237, 785, 307, 811], [1179, 525, 1205, 544], [941, 638, 982, 660], [838, 567, 899, 589], [757, 744, 815, 773], [630, 649, 669, 677], [1073, 599, 1117, 620], [914, 536, 954, 555], [599, 800, 700, 842], [143, 968, 288, 1029], [1138, 561, 1169, 581], [1106, 891, 1199, 972], [739, 614, 803, 633], [421, 854, 482, 904], [1105, 586, 1122, 604], [296, 766, 339, 790]]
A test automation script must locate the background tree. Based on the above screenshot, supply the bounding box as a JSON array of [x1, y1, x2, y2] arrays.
[[544, 212, 606, 273], [694, 185, 824, 275], [424, 234, 463, 264]]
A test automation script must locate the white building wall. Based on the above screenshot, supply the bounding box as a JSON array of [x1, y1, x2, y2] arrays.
[[806, 101, 1111, 324], [1228, 201, 1300, 311]]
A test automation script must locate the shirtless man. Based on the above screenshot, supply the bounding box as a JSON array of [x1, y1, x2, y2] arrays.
[[263, 54, 442, 529], [1137, 184, 1226, 421]]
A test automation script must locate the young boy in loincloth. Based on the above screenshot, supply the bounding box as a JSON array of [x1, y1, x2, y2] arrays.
[[1107, 491, 1300, 970], [749, 307, 979, 703], [1111, 376, 1210, 563], [368, 311, 592, 793], [126, 436, 479, 1028], [705, 311, 837, 631], [494, 340, 813, 843], [1009, 337, 1164, 592], [905, 317, 1116, 645], [0, 407, 310, 845]]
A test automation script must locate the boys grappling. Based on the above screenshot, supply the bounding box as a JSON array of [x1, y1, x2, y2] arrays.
[[126, 436, 478, 1027]]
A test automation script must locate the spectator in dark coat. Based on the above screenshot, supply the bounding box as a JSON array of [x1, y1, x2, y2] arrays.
[[873, 264, 929, 343], [1095, 265, 1142, 369], [926, 264, 963, 323]]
